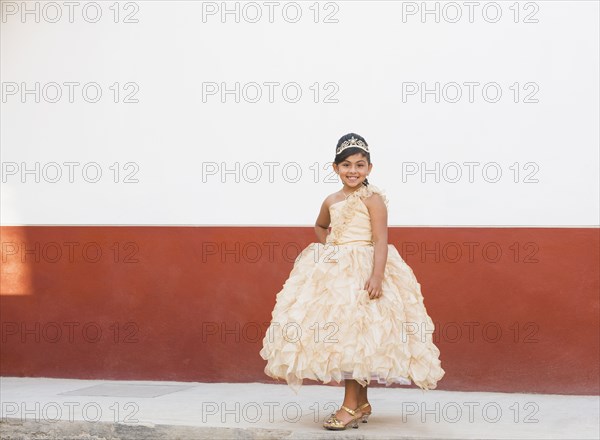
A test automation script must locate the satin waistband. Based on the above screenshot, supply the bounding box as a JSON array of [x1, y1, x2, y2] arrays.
[[324, 240, 374, 247]]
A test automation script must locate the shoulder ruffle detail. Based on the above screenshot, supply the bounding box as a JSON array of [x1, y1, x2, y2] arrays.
[[328, 184, 389, 245], [360, 184, 389, 208]]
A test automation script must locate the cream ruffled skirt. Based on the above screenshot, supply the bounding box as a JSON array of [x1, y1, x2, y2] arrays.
[[259, 242, 445, 393]]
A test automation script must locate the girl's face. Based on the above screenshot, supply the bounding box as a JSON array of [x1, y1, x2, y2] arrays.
[[334, 152, 373, 188]]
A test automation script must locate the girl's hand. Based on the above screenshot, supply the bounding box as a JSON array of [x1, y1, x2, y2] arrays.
[[364, 275, 383, 300]]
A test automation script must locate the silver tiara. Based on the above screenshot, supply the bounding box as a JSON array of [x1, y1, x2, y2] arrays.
[[336, 136, 370, 155]]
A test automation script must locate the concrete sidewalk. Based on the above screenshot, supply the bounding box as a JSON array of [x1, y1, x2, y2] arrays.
[[0, 377, 598, 439]]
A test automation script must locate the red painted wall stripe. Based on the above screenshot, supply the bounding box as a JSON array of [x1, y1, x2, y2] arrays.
[[1, 226, 598, 395]]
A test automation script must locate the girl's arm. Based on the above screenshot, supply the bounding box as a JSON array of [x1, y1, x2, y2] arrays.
[[314, 198, 331, 244], [365, 193, 389, 278]]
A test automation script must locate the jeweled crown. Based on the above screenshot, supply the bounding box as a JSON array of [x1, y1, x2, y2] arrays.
[[336, 136, 370, 155]]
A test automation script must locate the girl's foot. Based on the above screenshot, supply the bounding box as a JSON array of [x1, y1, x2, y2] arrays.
[[325, 403, 370, 424]]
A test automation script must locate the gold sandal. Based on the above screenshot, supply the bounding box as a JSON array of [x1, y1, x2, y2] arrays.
[[322, 405, 360, 430], [356, 402, 372, 423], [324, 402, 372, 424]]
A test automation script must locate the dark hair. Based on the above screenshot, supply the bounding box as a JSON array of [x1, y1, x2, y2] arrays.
[[334, 133, 371, 186]]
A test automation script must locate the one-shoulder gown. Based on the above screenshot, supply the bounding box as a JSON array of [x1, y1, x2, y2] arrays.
[[259, 184, 445, 393]]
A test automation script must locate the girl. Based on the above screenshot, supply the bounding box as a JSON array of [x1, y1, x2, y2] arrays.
[[259, 133, 445, 430]]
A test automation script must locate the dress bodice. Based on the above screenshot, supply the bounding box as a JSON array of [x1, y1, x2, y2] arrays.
[[325, 184, 389, 246]]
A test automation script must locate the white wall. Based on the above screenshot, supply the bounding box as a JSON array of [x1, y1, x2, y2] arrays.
[[1, 1, 598, 226]]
